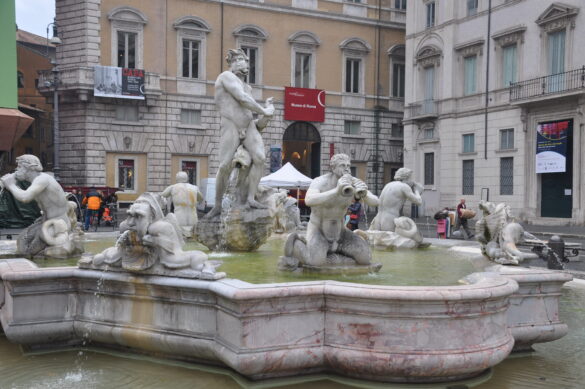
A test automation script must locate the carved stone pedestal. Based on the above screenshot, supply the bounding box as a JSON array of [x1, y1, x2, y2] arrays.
[[197, 207, 274, 251]]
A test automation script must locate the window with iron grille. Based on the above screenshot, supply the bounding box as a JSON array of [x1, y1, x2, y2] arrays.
[[499, 128, 514, 150], [424, 153, 434, 185], [500, 157, 513, 195], [118, 159, 135, 190], [181, 160, 198, 185], [462, 160, 474, 195]]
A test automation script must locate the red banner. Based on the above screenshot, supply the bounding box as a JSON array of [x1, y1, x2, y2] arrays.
[[284, 87, 325, 122]]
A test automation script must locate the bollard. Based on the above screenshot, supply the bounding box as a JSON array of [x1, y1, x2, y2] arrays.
[[547, 235, 565, 270]]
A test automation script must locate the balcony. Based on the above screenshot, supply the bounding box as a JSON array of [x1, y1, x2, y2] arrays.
[[406, 99, 438, 120], [509, 66, 585, 103]]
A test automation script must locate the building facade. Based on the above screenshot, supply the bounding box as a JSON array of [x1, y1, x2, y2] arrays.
[[42, 0, 406, 206], [404, 0, 585, 225]]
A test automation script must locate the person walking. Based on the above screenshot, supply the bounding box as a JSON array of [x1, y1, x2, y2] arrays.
[[456, 198, 474, 239], [82, 187, 102, 231], [347, 197, 362, 231]]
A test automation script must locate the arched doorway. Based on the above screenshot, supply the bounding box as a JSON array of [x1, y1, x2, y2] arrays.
[[283, 122, 321, 178]]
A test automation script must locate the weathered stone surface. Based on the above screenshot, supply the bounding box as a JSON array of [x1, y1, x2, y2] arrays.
[[197, 207, 273, 251], [0, 257, 534, 382]]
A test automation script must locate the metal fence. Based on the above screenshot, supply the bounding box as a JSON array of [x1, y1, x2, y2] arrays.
[[509, 66, 585, 101]]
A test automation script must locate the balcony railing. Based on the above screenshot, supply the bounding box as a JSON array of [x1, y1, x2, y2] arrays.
[[509, 66, 585, 102], [406, 99, 438, 119]]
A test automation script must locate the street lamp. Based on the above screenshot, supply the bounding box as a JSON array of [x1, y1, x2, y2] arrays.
[[45, 21, 62, 181]]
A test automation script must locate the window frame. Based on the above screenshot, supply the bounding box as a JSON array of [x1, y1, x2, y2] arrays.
[[180, 158, 200, 186], [115, 105, 139, 122], [174, 17, 211, 82], [117, 30, 137, 69], [500, 157, 514, 195], [294, 52, 312, 88], [462, 133, 475, 153], [180, 109, 202, 126], [181, 39, 201, 79], [344, 120, 361, 135], [462, 159, 474, 195], [501, 44, 517, 86], [108, 7, 146, 69], [345, 57, 362, 94], [426, 1, 436, 29], [234, 25, 268, 87], [289, 31, 320, 89], [499, 128, 514, 150], [467, 0, 478, 16], [115, 156, 138, 193], [463, 55, 478, 95], [394, 0, 407, 10], [424, 152, 434, 186]]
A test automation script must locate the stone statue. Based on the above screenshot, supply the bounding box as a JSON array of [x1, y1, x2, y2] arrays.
[[272, 190, 304, 233], [205, 48, 275, 218], [362, 167, 428, 249], [80, 192, 224, 279], [475, 200, 538, 265], [161, 171, 203, 238], [196, 49, 276, 251], [280, 154, 381, 271], [0, 154, 83, 258]]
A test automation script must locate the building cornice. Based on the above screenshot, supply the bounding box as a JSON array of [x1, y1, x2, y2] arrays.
[[492, 25, 527, 46], [219, 0, 405, 30]]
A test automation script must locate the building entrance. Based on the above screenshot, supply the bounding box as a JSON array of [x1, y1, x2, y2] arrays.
[[282, 122, 321, 178], [540, 119, 573, 218]]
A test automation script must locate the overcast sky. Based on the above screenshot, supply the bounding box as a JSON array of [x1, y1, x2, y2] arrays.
[[15, 0, 56, 38]]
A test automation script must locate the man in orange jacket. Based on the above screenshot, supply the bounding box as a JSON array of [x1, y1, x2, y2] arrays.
[[83, 187, 102, 231]]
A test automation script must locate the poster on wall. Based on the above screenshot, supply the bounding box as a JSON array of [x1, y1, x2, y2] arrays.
[[536, 120, 570, 173], [94, 66, 145, 100], [270, 146, 282, 173], [284, 87, 325, 122]]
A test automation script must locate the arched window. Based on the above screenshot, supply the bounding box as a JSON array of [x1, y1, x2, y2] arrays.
[[108, 6, 148, 68]]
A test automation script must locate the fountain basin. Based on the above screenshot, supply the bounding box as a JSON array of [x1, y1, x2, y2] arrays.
[[0, 257, 527, 383]]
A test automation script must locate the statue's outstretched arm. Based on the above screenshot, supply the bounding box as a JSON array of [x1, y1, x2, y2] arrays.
[[1, 174, 48, 203]]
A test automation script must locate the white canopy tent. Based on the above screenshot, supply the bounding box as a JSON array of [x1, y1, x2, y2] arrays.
[[260, 162, 313, 189]]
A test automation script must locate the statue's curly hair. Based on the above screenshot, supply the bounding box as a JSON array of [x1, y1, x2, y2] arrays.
[[225, 48, 248, 65], [16, 154, 43, 172], [330, 154, 350, 171]]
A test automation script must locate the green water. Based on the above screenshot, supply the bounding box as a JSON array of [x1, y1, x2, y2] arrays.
[[1, 283, 584, 388], [33, 235, 480, 286]]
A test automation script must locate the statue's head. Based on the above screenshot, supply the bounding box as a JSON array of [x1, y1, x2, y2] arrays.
[[176, 171, 188, 184], [122, 193, 164, 238], [226, 49, 249, 76], [330, 154, 351, 178], [393, 167, 413, 183], [15, 154, 43, 180]]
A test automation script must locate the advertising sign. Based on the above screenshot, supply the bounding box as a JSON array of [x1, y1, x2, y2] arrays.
[[284, 87, 325, 122], [536, 120, 570, 173], [94, 65, 145, 100]]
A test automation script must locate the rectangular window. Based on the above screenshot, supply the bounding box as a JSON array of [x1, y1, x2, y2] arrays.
[[117, 31, 136, 68], [500, 157, 513, 195], [391, 124, 404, 138], [295, 53, 311, 88], [181, 160, 198, 185], [424, 127, 435, 139], [394, 0, 407, 10], [548, 29, 566, 93], [424, 152, 434, 185], [115, 106, 139, 122], [499, 128, 514, 150], [467, 0, 478, 16], [345, 58, 360, 93], [350, 166, 357, 176], [241, 46, 257, 84], [464, 56, 477, 95], [118, 159, 135, 190], [502, 44, 517, 86], [180, 109, 201, 125], [182, 40, 199, 78], [463, 134, 475, 153], [462, 160, 474, 195], [392, 63, 405, 97], [424, 66, 435, 101], [426, 2, 435, 28], [344, 120, 360, 135]]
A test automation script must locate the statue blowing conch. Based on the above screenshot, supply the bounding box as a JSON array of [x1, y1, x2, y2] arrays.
[[279, 154, 381, 271], [196, 49, 276, 251], [0, 155, 83, 258], [79, 192, 225, 280]]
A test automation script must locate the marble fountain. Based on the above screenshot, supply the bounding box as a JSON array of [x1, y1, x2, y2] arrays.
[[0, 50, 575, 387]]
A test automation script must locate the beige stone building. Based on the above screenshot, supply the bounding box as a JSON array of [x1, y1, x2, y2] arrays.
[[41, 0, 406, 206]]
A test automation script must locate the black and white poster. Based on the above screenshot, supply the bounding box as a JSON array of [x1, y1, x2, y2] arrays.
[[94, 65, 145, 100]]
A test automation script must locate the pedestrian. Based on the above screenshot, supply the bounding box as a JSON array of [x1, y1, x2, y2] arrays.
[[456, 198, 474, 239], [82, 187, 102, 231], [347, 197, 362, 231]]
